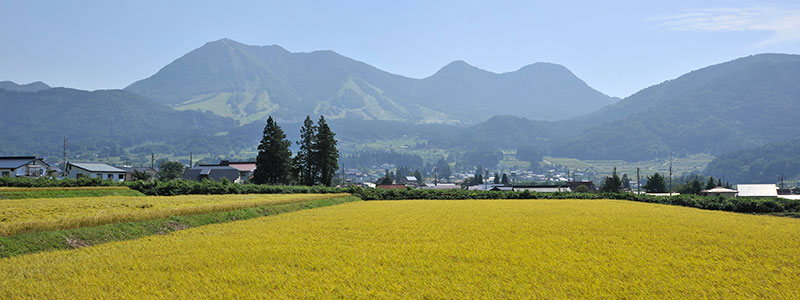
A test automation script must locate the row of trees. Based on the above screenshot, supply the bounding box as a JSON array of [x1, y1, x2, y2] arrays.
[[252, 116, 339, 186], [600, 169, 734, 194]]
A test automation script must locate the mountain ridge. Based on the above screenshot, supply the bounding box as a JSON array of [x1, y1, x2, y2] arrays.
[[125, 39, 617, 124], [0, 81, 51, 92]]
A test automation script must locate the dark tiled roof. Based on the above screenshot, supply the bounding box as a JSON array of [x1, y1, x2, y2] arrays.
[[182, 166, 240, 182], [0, 156, 40, 169]]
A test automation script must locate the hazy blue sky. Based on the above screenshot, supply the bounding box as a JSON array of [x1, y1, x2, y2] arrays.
[[2, 0, 800, 97]]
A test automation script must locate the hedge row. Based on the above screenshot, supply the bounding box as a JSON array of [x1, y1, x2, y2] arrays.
[[354, 188, 800, 214], [0, 177, 120, 187], [2, 177, 797, 214]]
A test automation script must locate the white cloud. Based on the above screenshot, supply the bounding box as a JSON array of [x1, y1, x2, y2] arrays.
[[648, 7, 800, 46]]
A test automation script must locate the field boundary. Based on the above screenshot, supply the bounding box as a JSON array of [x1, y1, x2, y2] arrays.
[[0, 195, 360, 258], [0, 187, 144, 200]]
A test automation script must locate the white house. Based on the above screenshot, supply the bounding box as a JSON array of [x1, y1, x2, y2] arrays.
[[0, 156, 51, 177], [699, 187, 738, 197], [66, 162, 126, 182], [736, 184, 778, 197]]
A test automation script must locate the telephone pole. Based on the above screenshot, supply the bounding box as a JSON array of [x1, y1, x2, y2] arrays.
[[151, 152, 154, 169], [63, 136, 68, 176], [636, 167, 640, 194], [669, 152, 673, 195]]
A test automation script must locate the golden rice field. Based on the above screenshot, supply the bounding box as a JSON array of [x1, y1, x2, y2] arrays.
[[1, 199, 799, 299], [0, 193, 349, 236], [0, 186, 130, 192]]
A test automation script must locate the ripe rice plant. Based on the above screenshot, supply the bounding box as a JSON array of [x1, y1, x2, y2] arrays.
[[1, 200, 798, 299], [0, 193, 350, 236]]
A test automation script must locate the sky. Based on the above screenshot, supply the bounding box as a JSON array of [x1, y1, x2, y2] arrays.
[[2, 0, 800, 98]]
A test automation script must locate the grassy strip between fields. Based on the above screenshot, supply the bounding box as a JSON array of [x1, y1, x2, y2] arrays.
[[0, 187, 144, 200], [0, 195, 360, 258]]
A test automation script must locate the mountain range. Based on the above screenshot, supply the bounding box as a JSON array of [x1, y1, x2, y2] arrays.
[[0, 81, 51, 92], [125, 39, 617, 124], [0, 87, 236, 156], [3, 39, 800, 179]]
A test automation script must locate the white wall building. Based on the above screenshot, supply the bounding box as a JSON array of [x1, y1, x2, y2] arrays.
[[66, 162, 126, 182], [0, 156, 50, 177]]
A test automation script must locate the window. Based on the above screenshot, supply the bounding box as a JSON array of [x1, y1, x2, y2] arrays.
[[76, 174, 84, 179], [118, 174, 124, 180], [1, 171, 9, 177], [107, 174, 113, 180]]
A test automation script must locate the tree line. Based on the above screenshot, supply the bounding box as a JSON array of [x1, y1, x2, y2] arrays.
[[252, 115, 339, 186]]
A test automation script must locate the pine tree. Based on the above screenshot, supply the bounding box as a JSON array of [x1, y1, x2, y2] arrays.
[[313, 116, 339, 186], [253, 116, 292, 184], [705, 176, 716, 190], [644, 173, 667, 193], [600, 168, 622, 193], [413, 170, 424, 185], [296, 116, 318, 186], [501, 173, 510, 185], [689, 176, 703, 194], [621, 174, 631, 189], [493, 172, 500, 184]]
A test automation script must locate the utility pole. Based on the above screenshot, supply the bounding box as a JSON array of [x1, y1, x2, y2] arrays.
[[669, 152, 673, 195], [636, 167, 640, 194], [189, 152, 193, 168], [151, 152, 154, 169], [63, 136, 68, 176], [433, 167, 438, 186]]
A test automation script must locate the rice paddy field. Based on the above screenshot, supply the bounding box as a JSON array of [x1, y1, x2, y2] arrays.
[[0, 193, 349, 236], [2, 199, 799, 299]]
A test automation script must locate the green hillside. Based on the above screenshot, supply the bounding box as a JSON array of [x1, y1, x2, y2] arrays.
[[0, 88, 238, 157], [552, 54, 800, 160], [705, 139, 800, 184]]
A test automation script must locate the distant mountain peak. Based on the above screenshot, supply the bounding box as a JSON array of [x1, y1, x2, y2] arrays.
[[126, 39, 616, 123], [0, 80, 51, 92]]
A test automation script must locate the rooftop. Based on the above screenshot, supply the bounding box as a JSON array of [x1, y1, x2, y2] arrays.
[[0, 156, 43, 169], [69, 162, 125, 173], [737, 184, 778, 197]]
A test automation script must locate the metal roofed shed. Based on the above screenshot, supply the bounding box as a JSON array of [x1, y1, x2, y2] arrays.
[[66, 162, 126, 181], [736, 184, 778, 197], [699, 187, 738, 197]]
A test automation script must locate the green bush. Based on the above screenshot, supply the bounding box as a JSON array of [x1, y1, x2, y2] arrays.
[[3, 177, 797, 215]]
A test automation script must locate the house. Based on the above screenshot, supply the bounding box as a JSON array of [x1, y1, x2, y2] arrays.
[[117, 166, 158, 181], [397, 176, 418, 187], [513, 185, 572, 193], [567, 181, 597, 192], [187, 160, 256, 183], [420, 183, 461, 190], [737, 184, 778, 197], [376, 184, 406, 190], [0, 156, 51, 177], [66, 162, 126, 181], [700, 187, 738, 197], [219, 161, 256, 183], [181, 165, 241, 182], [468, 183, 507, 191]]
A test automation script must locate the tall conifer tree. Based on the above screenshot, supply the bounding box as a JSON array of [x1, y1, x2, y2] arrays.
[[253, 116, 292, 184], [313, 116, 339, 186], [296, 116, 318, 186]]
